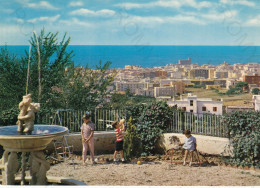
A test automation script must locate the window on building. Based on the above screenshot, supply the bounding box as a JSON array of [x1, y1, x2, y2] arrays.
[[202, 107, 206, 111], [182, 107, 186, 111], [213, 107, 217, 112], [190, 110, 193, 113], [190, 100, 193, 106]]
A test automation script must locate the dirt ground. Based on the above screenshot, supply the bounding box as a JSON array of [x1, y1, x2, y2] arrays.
[[47, 155, 260, 186]]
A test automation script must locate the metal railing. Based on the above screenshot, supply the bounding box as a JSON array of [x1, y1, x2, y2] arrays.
[[169, 111, 227, 137], [41, 109, 227, 137], [41, 109, 127, 132]]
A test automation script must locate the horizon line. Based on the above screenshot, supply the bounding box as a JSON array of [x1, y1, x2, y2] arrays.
[[1, 44, 260, 47]]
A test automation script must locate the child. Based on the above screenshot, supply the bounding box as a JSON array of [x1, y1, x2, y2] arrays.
[[182, 129, 197, 167], [112, 119, 125, 163], [81, 113, 96, 165]]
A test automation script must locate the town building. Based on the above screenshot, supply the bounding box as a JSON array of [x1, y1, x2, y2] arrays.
[[178, 57, 191, 65], [135, 88, 154, 97], [167, 93, 223, 115], [154, 86, 176, 98], [252, 95, 260, 111], [189, 69, 209, 79], [115, 81, 148, 94], [243, 74, 260, 86], [214, 71, 229, 79]]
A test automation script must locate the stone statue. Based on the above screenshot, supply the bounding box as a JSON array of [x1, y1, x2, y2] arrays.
[[0, 151, 19, 185], [17, 94, 32, 132], [17, 95, 40, 133], [29, 151, 50, 185]]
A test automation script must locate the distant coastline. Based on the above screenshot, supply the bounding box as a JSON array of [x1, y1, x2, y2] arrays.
[[1, 45, 260, 69]]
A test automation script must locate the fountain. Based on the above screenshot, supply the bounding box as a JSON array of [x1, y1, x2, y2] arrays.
[[0, 94, 69, 185]]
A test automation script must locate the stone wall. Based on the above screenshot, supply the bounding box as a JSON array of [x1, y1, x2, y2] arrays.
[[46, 132, 232, 156], [157, 133, 232, 156], [46, 131, 117, 155]]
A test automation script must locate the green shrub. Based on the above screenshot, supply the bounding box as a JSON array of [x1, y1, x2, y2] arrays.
[[123, 117, 142, 160], [0, 106, 19, 126], [224, 111, 260, 167], [135, 101, 174, 156]]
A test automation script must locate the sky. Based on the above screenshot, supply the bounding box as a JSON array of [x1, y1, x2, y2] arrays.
[[1, 0, 260, 45]]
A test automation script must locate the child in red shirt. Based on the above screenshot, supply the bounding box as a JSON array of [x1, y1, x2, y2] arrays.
[[112, 119, 125, 163]]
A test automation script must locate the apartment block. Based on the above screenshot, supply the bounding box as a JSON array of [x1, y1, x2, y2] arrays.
[[115, 82, 148, 94], [189, 69, 209, 79], [214, 71, 228, 79], [154, 86, 176, 98], [243, 74, 260, 86]]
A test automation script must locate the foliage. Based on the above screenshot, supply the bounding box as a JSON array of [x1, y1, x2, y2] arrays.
[[0, 46, 28, 111], [226, 82, 248, 95], [235, 81, 248, 89], [193, 84, 204, 88], [134, 101, 174, 156], [224, 111, 260, 168], [0, 29, 116, 124], [50, 61, 117, 111], [123, 117, 143, 160], [26, 29, 75, 105], [252, 88, 260, 95], [126, 103, 146, 124], [105, 93, 155, 109], [0, 107, 19, 126]]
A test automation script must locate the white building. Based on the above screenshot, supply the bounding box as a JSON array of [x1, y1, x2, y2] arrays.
[[135, 88, 154, 97], [167, 93, 223, 115], [252, 95, 260, 111], [154, 86, 176, 98], [115, 82, 148, 94], [170, 72, 182, 79]]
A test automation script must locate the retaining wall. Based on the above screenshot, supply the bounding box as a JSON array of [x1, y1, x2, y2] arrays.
[[46, 132, 232, 156]]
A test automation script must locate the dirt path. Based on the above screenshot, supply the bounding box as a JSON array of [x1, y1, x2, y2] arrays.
[[47, 158, 260, 186]]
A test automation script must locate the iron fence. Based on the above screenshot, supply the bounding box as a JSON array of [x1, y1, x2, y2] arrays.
[[169, 111, 227, 137], [41, 109, 227, 137]]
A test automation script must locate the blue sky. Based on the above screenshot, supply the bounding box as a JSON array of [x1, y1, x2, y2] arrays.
[[1, 0, 260, 45]]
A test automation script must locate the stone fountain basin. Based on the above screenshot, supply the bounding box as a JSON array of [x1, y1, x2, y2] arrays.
[[0, 125, 68, 152]]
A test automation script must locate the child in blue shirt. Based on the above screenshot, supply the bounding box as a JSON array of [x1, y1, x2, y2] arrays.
[[182, 129, 197, 167]]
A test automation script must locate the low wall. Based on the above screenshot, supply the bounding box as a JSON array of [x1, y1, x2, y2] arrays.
[[157, 133, 232, 156], [46, 131, 117, 155], [46, 132, 232, 156]]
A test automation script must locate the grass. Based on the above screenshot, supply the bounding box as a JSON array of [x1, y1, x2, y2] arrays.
[[183, 88, 253, 107]]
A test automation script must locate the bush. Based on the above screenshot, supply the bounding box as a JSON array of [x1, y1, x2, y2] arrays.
[[135, 101, 174, 156], [123, 117, 142, 160], [0, 106, 19, 126], [224, 111, 260, 167], [252, 88, 260, 95]]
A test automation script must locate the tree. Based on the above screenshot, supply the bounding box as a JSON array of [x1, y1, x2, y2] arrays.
[[52, 61, 117, 110], [235, 81, 248, 91], [0, 46, 28, 110], [26, 29, 74, 107], [252, 88, 260, 95]]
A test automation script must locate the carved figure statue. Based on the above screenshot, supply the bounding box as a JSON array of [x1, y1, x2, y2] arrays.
[[17, 101, 40, 133], [29, 151, 50, 185], [17, 94, 32, 132], [0, 151, 19, 185]]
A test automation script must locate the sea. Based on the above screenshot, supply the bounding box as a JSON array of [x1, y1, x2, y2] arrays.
[[1, 45, 260, 69]]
